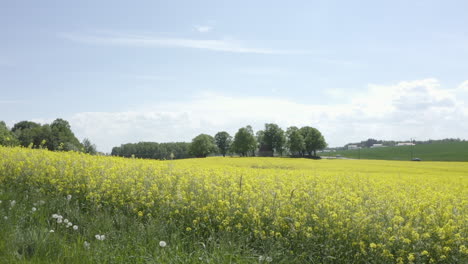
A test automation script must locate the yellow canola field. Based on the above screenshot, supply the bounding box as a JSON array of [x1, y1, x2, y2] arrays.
[[1, 146, 467, 263]]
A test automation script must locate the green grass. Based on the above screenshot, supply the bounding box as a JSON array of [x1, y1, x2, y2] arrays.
[[322, 141, 468, 161], [0, 182, 286, 264]]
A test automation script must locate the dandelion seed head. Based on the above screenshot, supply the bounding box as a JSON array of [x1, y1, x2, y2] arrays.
[[159, 241, 167, 247], [73, 225, 78, 230], [3, 216, 7, 220], [265, 256, 273, 262], [32, 207, 37, 212], [64, 219, 69, 224], [10, 200, 16, 207], [67, 222, 73, 228], [259, 255, 265, 261], [49, 229, 54, 233], [57, 218, 63, 223], [95, 234, 100, 240], [67, 194, 72, 200]]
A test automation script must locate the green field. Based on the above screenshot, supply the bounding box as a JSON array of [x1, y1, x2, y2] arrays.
[[322, 142, 468, 161]]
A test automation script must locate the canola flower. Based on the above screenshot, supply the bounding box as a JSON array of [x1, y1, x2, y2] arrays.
[[0, 146, 467, 262]]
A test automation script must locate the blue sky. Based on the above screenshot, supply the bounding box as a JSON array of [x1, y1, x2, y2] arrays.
[[1, 0, 468, 152]]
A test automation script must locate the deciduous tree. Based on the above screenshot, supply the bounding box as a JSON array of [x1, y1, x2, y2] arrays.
[[189, 134, 217, 158], [231, 126, 257, 157], [214, 131, 232, 157]]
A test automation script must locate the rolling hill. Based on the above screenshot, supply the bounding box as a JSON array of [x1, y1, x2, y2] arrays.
[[322, 141, 468, 161]]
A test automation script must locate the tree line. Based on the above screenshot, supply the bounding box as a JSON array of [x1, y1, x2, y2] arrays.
[[0, 119, 97, 154], [110, 142, 191, 160], [0, 119, 326, 160], [188, 124, 326, 158]]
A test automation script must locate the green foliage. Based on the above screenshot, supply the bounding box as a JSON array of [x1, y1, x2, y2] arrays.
[[299, 126, 327, 156], [11, 119, 83, 151], [189, 134, 217, 158], [0, 121, 19, 146], [231, 126, 257, 157], [286, 126, 305, 156], [81, 138, 97, 155], [214, 131, 232, 157], [257, 123, 286, 156], [12, 121, 42, 147], [50, 119, 83, 151], [111, 142, 192, 160]]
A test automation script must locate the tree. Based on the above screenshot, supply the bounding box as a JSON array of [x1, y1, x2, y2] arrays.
[[50, 118, 83, 151], [258, 123, 286, 156], [189, 134, 217, 158], [0, 121, 19, 147], [214, 131, 232, 157], [361, 138, 379, 148], [231, 126, 257, 157], [299, 126, 327, 156], [286, 126, 305, 156], [82, 138, 97, 155], [12, 121, 41, 147]]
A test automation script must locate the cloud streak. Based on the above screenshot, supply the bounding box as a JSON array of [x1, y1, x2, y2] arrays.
[[194, 25, 212, 33], [60, 32, 307, 55]]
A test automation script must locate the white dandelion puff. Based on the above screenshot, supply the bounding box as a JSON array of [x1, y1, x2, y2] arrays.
[[49, 229, 54, 233], [32, 207, 37, 212], [67, 194, 72, 201], [64, 219, 69, 224], [95, 234, 105, 240], [10, 200, 16, 207], [3, 216, 7, 220], [57, 218, 63, 224], [265, 256, 273, 263], [67, 222, 73, 228], [259, 256, 265, 261], [73, 225, 78, 231], [159, 241, 167, 247]]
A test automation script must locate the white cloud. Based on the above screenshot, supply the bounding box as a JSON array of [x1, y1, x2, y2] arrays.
[[66, 79, 468, 153], [194, 25, 212, 33], [60, 32, 306, 55], [458, 80, 468, 92]]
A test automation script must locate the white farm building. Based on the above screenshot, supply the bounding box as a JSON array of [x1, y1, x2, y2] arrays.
[[396, 142, 415, 146]]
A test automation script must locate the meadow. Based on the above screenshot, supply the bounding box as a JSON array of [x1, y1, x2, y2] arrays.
[[324, 141, 468, 161], [0, 146, 467, 263]]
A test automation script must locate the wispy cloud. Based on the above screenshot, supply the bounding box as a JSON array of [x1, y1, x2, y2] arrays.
[[124, 74, 174, 81], [60, 32, 308, 55], [0, 99, 27, 105], [194, 25, 212, 33]]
